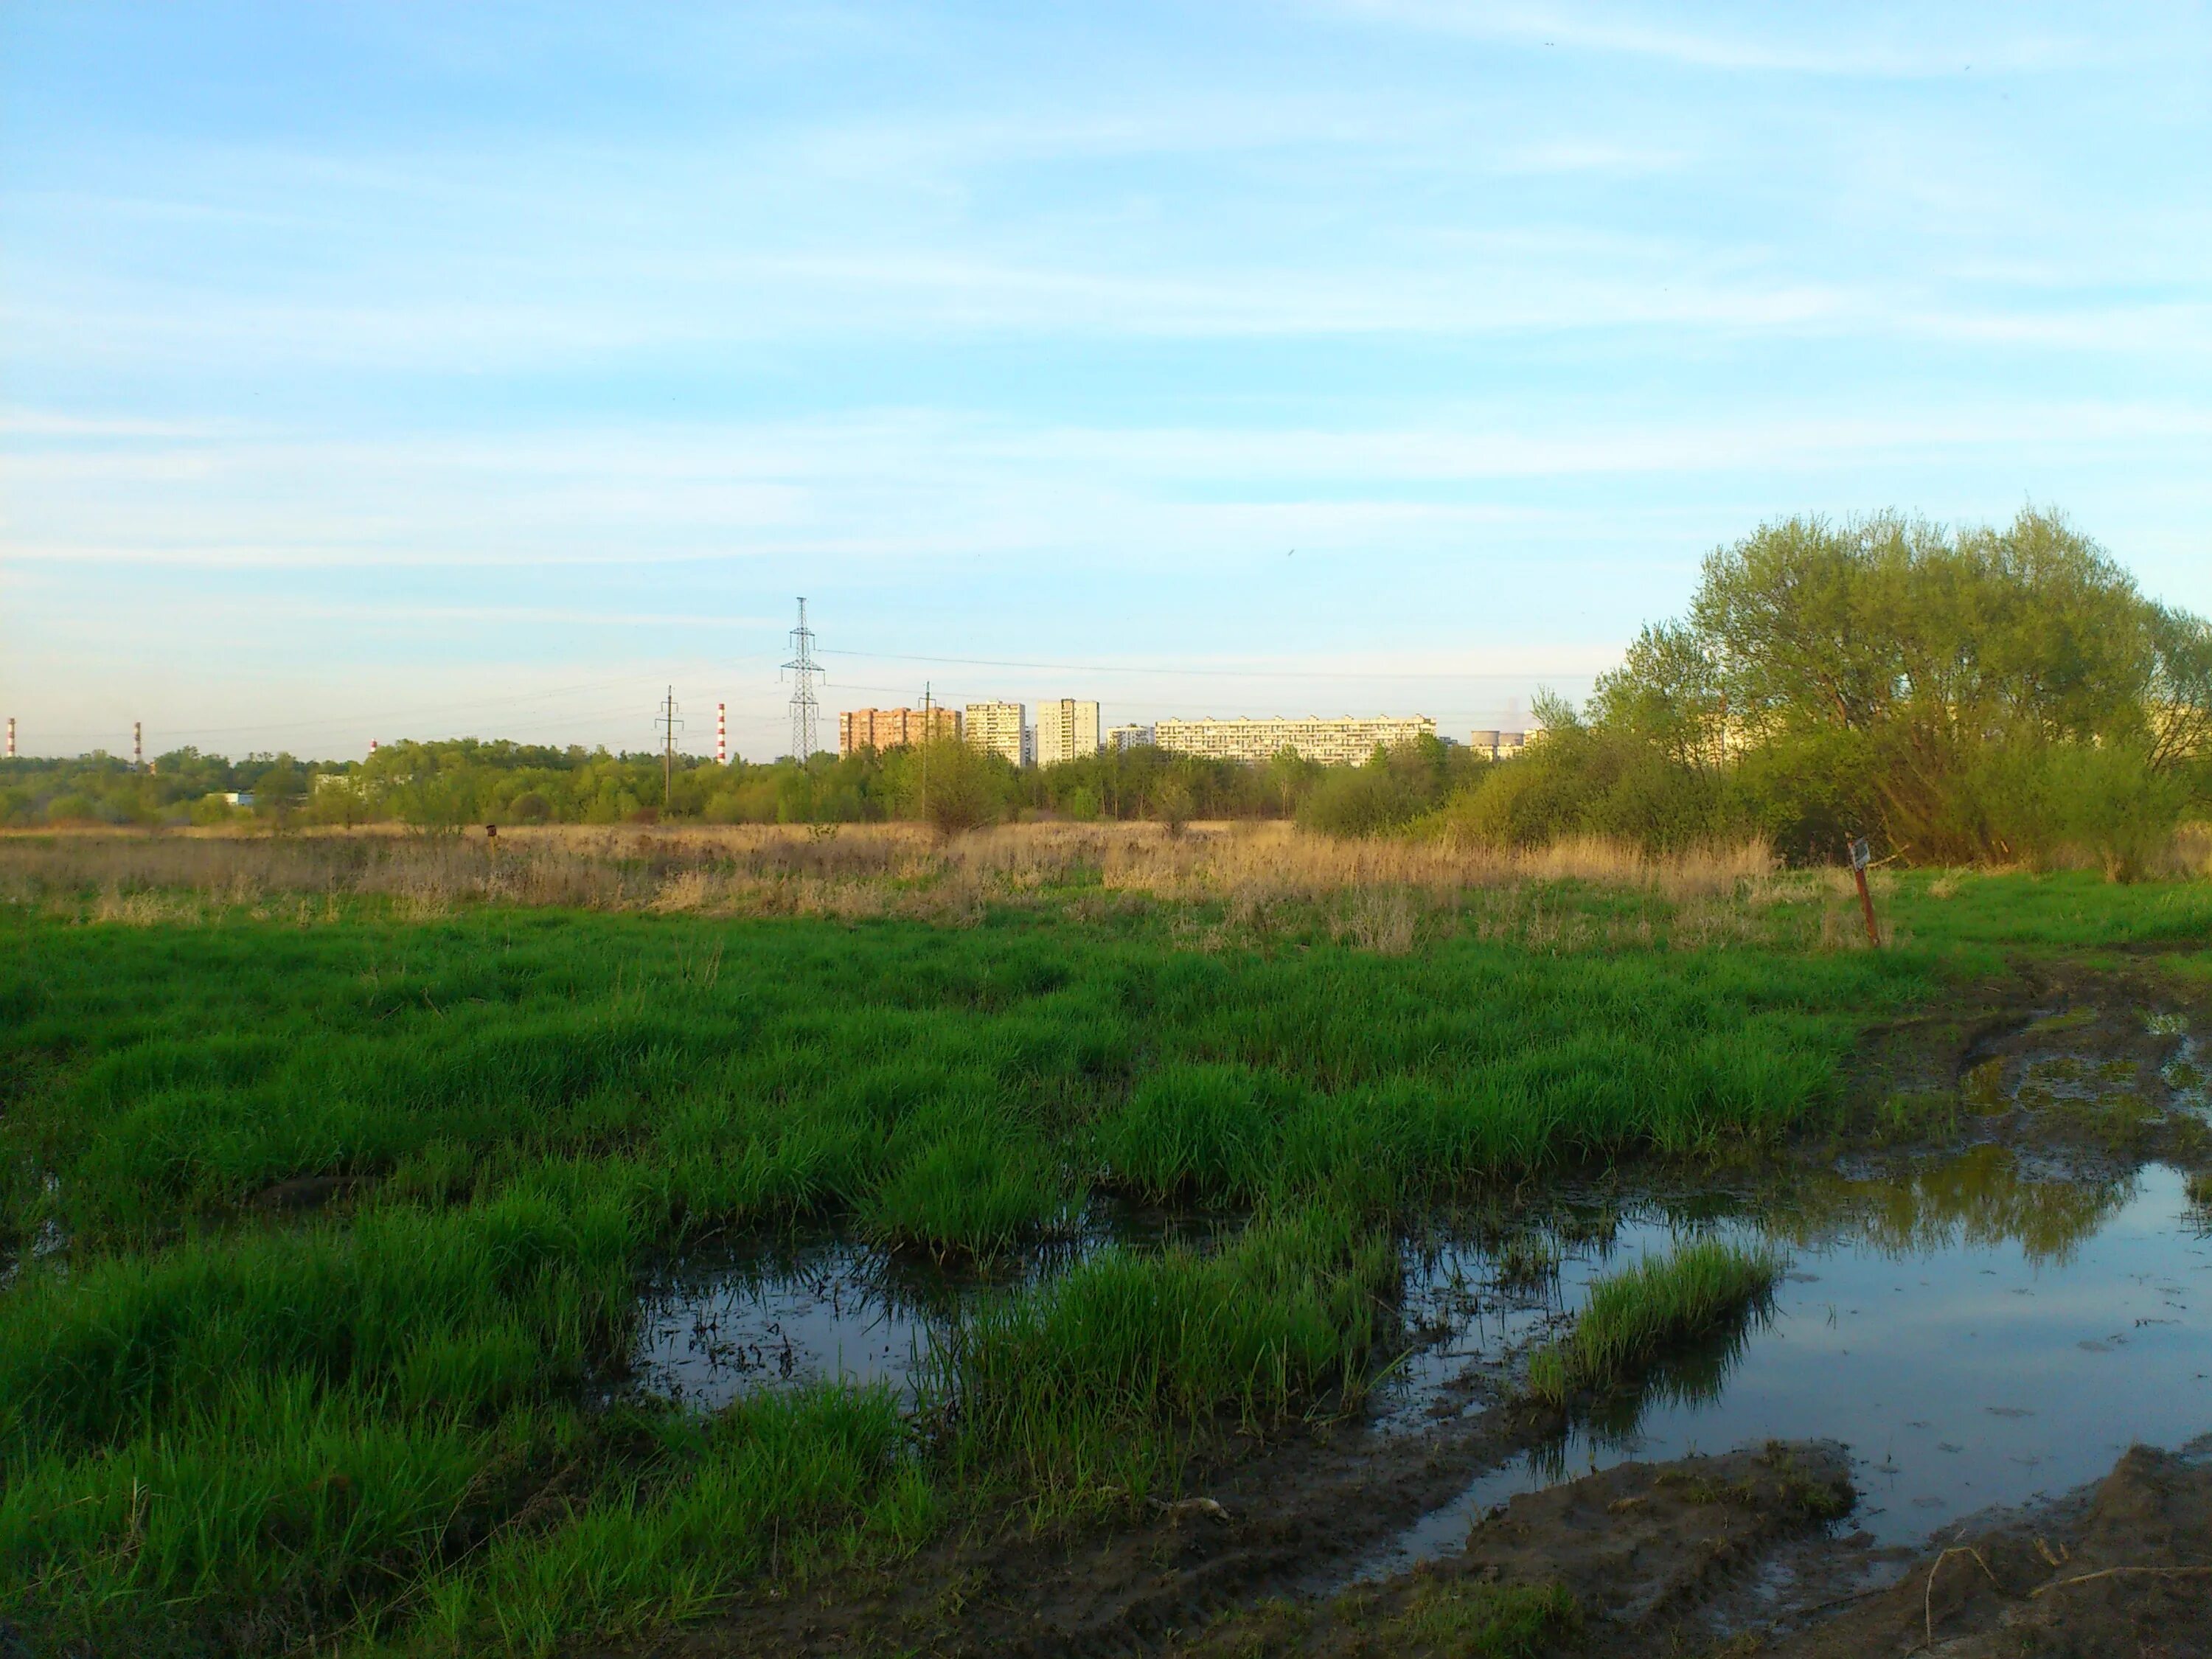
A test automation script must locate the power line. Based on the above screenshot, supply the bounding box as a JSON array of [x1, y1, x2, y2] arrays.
[[816, 648, 1593, 681]]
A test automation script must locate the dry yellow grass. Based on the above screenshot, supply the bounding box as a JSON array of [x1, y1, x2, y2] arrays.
[[2174, 821, 2212, 879], [0, 820, 1781, 926]]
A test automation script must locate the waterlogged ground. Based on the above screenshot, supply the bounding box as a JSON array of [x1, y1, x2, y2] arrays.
[[625, 982, 2212, 1653], [627, 1203, 1235, 1410], [630, 1152, 2212, 1548], [1357, 1158, 2212, 1579], [9, 872, 2212, 1658]]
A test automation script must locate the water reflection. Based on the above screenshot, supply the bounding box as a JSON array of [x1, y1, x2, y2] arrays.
[[627, 1133, 2212, 1579], [629, 1237, 954, 1408], [1770, 1144, 2135, 1265], [627, 1197, 1246, 1412], [1352, 1158, 2212, 1583]]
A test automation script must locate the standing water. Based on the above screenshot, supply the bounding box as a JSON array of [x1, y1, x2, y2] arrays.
[[1352, 1153, 2212, 1582]]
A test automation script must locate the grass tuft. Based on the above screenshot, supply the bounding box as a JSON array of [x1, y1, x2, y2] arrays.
[[1376, 1579, 1582, 1655], [925, 1208, 1395, 1514], [1526, 1239, 1778, 1409]]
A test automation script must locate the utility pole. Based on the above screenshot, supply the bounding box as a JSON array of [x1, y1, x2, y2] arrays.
[[655, 687, 682, 810], [781, 597, 821, 766], [919, 681, 933, 822]]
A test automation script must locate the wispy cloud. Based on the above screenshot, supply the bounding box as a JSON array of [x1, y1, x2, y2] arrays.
[[1318, 1, 2105, 77], [4, 1, 2208, 754]]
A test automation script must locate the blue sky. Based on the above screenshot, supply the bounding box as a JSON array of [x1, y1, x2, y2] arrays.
[[4, 1, 2208, 761]]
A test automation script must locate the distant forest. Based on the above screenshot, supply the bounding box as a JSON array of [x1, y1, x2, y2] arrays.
[[5, 511, 2207, 872]]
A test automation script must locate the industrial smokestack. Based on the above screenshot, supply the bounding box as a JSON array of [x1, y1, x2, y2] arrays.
[[134, 721, 143, 773], [4, 717, 13, 759], [717, 702, 728, 765]]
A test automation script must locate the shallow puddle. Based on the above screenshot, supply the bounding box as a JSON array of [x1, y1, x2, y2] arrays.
[[630, 1238, 956, 1406], [632, 1153, 2212, 1571], [1352, 1158, 2212, 1582], [2165, 1032, 2209, 1119], [627, 1200, 1238, 1411]]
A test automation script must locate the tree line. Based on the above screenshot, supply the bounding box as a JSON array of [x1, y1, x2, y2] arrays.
[[7, 509, 2204, 869], [0, 731, 1460, 833]]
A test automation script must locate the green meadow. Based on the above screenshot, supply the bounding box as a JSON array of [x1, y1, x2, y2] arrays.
[[3, 861, 2209, 1655]]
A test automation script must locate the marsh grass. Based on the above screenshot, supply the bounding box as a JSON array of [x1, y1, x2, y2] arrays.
[[1492, 1233, 1562, 1290], [1371, 1579, 1581, 1656], [0, 1197, 631, 1448], [860, 1129, 1086, 1260], [1525, 1240, 1779, 1409], [924, 1209, 1395, 1516], [396, 1385, 931, 1658], [4, 905, 1917, 1254], [3, 843, 2204, 1653]]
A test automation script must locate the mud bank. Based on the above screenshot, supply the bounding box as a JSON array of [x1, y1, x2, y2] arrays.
[[1169, 1440, 1857, 1656], [1160, 1436, 2212, 1658], [1764, 1436, 2212, 1658]]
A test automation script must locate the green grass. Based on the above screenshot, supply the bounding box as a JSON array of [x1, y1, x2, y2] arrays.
[[0, 905, 1927, 1255], [1526, 1239, 1780, 1409], [394, 1385, 932, 1658], [0, 866, 2195, 1654], [1368, 1579, 1581, 1657], [1881, 867, 2212, 953], [926, 1208, 1397, 1512]]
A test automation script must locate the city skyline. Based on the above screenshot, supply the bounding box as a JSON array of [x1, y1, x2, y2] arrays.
[[4, 3, 2209, 760]]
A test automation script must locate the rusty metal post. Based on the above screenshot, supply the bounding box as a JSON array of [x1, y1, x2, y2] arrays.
[[1849, 835, 1879, 947]]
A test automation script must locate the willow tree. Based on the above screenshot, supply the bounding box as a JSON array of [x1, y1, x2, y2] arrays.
[[1582, 509, 2209, 869]]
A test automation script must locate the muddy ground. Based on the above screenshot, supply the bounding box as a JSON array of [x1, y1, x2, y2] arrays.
[[622, 957, 2212, 1659]]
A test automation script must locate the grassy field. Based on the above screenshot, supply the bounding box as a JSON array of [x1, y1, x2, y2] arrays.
[[2, 828, 2209, 1654]]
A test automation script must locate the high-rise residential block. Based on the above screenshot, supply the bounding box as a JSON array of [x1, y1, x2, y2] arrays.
[[1107, 724, 1155, 751], [1152, 714, 1436, 766], [963, 701, 1027, 766], [1034, 699, 1102, 767], [838, 706, 961, 756]]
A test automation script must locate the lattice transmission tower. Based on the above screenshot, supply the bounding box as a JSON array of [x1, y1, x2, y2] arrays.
[[781, 597, 823, 762]]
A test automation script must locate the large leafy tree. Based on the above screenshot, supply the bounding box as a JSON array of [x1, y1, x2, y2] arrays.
[[1571, 509, 2209, 865]]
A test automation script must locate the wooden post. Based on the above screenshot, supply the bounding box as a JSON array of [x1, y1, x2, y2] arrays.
[[1848, 835, 1879, 947]]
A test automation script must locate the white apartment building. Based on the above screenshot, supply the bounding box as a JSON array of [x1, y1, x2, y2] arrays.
[[1153, 714, 1436, 767], [963, 701, 1027, 766], [1034, 699, 1102, 767], [1107, 723, 1155, 752]]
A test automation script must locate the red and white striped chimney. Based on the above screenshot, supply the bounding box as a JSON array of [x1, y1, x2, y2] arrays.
[[369, 739, 379, 756], [4, 717, 13, 759], [717, 703, 728, 765]]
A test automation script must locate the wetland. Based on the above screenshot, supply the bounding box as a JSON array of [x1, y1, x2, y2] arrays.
[[4, 825, 2212, 1656]]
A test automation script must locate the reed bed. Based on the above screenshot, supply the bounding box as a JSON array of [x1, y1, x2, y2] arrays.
[[0, 821, 1778, 924]]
